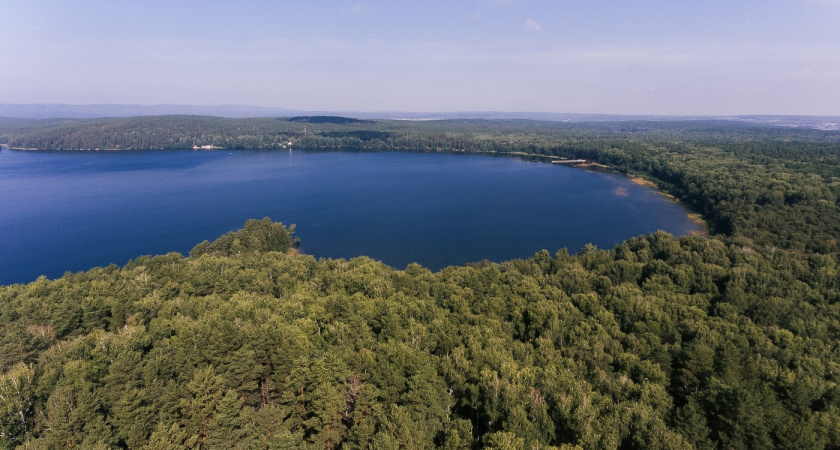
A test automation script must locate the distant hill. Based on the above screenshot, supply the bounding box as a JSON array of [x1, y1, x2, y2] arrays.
[[0, 103, 838, 130], [0, 103, 302, 119]]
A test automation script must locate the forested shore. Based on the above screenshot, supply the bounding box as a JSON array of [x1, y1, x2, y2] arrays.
[[1, 117, 839, 448]]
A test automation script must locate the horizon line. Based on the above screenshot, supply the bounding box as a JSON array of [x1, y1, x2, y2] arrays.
[[1, 103, 840, 123]]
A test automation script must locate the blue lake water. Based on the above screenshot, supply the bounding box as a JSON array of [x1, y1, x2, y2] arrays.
[[0, 149, 703, 285]]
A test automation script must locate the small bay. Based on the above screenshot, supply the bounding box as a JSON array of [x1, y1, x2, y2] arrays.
[[0, 149, 703, 285]]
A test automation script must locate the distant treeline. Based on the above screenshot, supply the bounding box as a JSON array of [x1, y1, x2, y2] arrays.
[[2, 115, 839, 152], [1, 117, 840, 448]]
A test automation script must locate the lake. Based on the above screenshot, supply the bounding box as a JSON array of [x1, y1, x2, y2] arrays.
[[0, 149, 704, 285]]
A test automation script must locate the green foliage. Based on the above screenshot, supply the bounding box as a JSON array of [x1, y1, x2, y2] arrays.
[[0, 363, 35, 447], [189, 217, 297, 258], [1, 119, 840, 448], [1, 228, 839, 448]]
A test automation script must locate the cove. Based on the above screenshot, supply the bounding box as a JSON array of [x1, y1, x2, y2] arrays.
[[0, 149, 704, 285]]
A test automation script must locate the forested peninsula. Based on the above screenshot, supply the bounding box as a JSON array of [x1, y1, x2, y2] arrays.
[[1, 116, 840, 448]]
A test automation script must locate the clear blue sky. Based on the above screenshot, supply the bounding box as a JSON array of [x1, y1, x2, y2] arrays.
[[3, 0, 839, 115]]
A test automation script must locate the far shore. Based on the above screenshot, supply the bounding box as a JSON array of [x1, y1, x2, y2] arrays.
[[4, 146, 226, 151]]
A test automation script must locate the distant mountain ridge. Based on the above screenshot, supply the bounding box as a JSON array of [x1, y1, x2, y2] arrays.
[[1, 103, 838, 129], [0, 103, 301, 119]]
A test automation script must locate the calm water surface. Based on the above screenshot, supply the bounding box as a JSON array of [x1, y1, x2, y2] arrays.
[[0, 149, 703, 284]]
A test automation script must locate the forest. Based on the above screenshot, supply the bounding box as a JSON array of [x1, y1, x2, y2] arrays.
[[1, 117, 840, 448]]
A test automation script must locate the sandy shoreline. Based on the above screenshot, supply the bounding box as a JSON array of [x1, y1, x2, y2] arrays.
[[629, 176, 709, 236]]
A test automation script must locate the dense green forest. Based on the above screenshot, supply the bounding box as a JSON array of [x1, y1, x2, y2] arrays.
[[1, 117, 840, 448]]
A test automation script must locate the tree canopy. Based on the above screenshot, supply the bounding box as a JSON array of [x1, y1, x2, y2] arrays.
[[1, 117, 839, 448]]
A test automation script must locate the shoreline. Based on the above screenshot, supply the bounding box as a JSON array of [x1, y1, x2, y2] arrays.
[[497, 149, 711, 237], [629, 176, 709, 236], [3, 146, 219, 152]]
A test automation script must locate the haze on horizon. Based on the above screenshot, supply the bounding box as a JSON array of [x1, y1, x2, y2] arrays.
[[3, 0, 840, 117]]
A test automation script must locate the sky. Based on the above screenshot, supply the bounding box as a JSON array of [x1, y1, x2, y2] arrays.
[[2, 0, 840, 115]]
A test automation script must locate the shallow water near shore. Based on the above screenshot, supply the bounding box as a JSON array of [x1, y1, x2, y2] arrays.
[[0, 149, 703, 285]]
